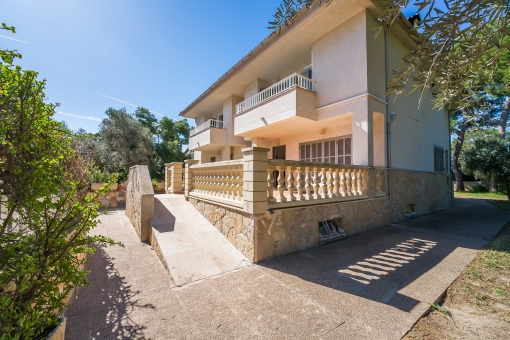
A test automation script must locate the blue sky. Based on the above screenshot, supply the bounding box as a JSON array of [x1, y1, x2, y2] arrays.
[[2, 1, 420, 133]]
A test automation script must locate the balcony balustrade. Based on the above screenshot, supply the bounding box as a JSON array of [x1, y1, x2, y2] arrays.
[[187, 160, 244, 208], [184, 148, 383, 213], [190, 119, 224, 137], [235, 73, 315, 115]]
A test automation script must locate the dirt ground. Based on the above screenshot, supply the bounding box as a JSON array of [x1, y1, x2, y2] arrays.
[[404, 196, 510, 340]]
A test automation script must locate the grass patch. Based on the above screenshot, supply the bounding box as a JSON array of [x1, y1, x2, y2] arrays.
[[431, 303, 451, 316], [454, 191, 508, 200], [455, 191, 510, 211]]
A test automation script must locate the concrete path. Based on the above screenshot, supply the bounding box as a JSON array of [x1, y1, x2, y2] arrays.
[[65, 198, 509, 339], [149, 194, 249, 286]]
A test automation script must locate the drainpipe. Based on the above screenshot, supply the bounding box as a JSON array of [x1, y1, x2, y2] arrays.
[[384, 29, 393, 224]]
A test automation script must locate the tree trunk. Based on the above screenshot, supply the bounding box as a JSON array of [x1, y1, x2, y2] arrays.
[[499, 96, 510, 138], [452, 113, 468, 192], [489, 175, 498, 193]]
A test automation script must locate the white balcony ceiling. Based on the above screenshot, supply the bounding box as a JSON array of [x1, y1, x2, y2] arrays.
[[237, 112, 352, 140]]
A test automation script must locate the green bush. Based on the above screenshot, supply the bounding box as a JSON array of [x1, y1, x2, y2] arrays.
[[151, 178, 159, 190], [0, 64, 121, 338], [470, 184, 488, 193], [460, 133, 510, 201]]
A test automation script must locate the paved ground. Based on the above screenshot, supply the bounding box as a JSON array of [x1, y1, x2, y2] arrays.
[[150, 194, 249, 286], [65, 197, 509, 339]]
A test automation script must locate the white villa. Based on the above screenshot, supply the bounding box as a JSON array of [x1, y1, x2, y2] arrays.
[[170, 0, 451, 263]]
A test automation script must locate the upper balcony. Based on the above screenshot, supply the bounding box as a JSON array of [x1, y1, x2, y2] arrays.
[[189, 119, 227, 151], [234, 73, 317, 139]]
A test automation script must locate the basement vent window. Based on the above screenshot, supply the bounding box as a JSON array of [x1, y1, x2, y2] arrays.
[[318, 219, 346, 245], [405, 204, 417, 218]]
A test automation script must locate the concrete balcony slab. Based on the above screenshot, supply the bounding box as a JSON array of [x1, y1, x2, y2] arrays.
[[189, 126, 227, 151], [234, 86, 317, 139]]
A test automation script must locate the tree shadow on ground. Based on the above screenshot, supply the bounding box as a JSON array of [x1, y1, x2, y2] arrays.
[[259, 198, 510, 312], [65, 246, 155, 339], [484, 199, 510, 212]]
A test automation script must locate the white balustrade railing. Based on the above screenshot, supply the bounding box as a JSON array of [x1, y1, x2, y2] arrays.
[[190, 119, 224, 137], [189, 160, 244, 207], [266, 160, 368, 205], [235, 73, 315, 115], [187, 158, 371, 210]]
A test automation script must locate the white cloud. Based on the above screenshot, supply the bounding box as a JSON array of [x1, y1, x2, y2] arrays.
[[56, 111, 102, 122], [0, 34, 29, 44], [97, 93, 164, 117]]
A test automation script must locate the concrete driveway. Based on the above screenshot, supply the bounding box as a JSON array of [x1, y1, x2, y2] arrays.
[[65, 198, 509, 339]]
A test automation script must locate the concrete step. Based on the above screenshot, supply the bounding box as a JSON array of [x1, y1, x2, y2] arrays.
[[149, 194, 250, 286]]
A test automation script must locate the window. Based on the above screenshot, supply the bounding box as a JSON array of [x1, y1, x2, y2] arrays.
[[318, 219, 346, 245], [405, 204, 416, 217], [434, 146, 445, 172], [300, 66, 313, 90], [210, 157, 216, 163], [299, 137, 352, 164], [301, 67, 312, 79], [216, 115, 224, 128]]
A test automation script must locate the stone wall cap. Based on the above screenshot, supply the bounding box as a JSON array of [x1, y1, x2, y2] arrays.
[[133, 165, 154, 195]]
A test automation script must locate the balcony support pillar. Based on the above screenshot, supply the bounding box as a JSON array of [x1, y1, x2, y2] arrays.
[[242, 147, 269, 214], [352, 103, 374, 167]]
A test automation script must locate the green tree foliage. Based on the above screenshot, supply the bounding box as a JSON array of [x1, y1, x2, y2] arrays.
[[149, 117, 191, 180], [0, 23, 22, 65], [73, 128, 99, 163], [159, 117, 191, 149], [0, 64, 120, 338], [460, 132, 510, 200], [382, 1, 509, 110], [488, 47, 510, 138], [134, 106, 158, 134], [450, 96, 502, 191], [96, 107, 155, 172], [86, 108, 191, 180]]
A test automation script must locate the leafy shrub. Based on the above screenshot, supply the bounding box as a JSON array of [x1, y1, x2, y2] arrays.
[[87, 164, 119, 186], [460, 133, 510, 201], [470, 184, 488, 193], [0, 64, 121, 338]]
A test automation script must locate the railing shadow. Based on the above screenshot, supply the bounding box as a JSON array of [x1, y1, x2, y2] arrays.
[[65, 246, 155, 339], [259, 218, 490, 312]]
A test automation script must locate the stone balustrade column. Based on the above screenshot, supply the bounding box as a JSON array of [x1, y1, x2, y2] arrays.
[[368, 167, 386, 199], [165, 163, 172, 194], [184, 160, 199, 199], [169, 162, 183, 194], [242, 147, 269, 214]]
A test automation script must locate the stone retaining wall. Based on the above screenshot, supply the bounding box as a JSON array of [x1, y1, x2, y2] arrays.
[[188, 197, 255, 261], [125, 165, 154, 242], [188, 169, 451, 263], [391, 170, 451, 223], [254, 197, 390, 262]]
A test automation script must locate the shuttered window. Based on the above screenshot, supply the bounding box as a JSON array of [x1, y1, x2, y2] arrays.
[[434, 146, 445, 172], [299, 137, 352, 164]]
